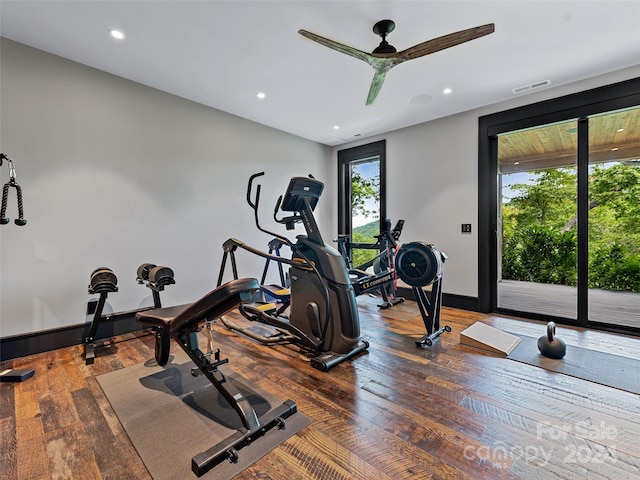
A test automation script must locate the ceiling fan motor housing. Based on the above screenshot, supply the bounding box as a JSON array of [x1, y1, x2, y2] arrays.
[[372, 19, 397, 54]]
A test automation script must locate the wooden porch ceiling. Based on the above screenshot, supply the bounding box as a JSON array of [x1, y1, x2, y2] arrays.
[[498, 106, 640, 174]]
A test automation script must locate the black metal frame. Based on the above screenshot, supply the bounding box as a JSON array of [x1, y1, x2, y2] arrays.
[[394, 242, 451, 346], [478, 77, 640, 334], [135, 278, 298, 477], [412, 276, 451, 346], [337, 140, 387, 248]]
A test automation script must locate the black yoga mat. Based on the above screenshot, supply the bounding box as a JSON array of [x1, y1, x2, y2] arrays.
[[507, 335, 640, 395], [97, 350, 311, 480]]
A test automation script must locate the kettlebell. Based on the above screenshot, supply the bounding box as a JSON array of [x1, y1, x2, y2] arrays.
[[537, 322, 566, 359]]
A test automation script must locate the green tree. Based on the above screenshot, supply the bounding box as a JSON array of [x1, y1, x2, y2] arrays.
[[589, 163, 640, 240], [589, 242, 640, 291], [351, 230, 378, 268], [349, 168, 381, 269], [351, 170, 379, 218], [508, 168, 576, 228], [502, 162, 640, 292], [503, 225, 577, 285]]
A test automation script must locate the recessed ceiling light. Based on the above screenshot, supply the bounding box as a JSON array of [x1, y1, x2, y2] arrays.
[[443, 88, 452, 95], [333, 125, 340, 130], [109, 29, 125, 40], [256, 92, 266, 99]]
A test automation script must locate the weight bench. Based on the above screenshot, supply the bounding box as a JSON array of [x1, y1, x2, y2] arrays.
[[135, 277, 297, 477]]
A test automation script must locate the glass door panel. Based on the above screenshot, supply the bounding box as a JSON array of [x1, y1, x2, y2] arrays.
[[349, 157, 381, 270], [497, 120, 578, 319], [587, 106, 640, 328]]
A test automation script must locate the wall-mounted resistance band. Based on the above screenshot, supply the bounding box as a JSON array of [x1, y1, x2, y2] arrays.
[[0, 153, 34, 382], [0, 153, 27, 226]]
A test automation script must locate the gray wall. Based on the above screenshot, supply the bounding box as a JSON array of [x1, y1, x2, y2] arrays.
[[0, 39, 332, 337], [331, 66, 640, 298], [2, 37, 638, 338]]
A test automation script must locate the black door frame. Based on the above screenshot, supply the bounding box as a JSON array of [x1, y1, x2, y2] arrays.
[[478, 77, 640, 332], [337, 140, 387, 238]]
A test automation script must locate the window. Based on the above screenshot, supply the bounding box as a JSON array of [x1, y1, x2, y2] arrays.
[[337, 140, 386, 268]]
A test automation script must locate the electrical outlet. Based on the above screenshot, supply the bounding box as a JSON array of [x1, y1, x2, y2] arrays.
[[461, 223, 472, 233]]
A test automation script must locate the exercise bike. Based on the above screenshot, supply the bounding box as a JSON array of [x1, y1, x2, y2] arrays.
[[216, 172, 369, 371], [335, 218, 405, 309]]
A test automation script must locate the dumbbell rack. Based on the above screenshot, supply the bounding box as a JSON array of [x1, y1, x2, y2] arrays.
[[84, 263, 175, 365]]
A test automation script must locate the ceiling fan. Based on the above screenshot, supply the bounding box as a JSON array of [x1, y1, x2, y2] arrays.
[[298, 20, 495, 105]]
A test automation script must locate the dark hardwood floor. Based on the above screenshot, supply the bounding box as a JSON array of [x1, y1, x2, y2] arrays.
[[2, 295, 640, 479]]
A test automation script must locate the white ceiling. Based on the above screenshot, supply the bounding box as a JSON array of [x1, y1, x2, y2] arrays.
[[2, 1, 639, 146]]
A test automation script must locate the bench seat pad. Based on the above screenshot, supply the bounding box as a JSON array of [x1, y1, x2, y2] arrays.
[[135, 303, 191, 328], [136, 278, 259, 333]]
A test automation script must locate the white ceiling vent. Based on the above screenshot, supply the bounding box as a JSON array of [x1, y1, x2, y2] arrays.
[[342, 133, 364, 141], [512, 79, 551, 94]]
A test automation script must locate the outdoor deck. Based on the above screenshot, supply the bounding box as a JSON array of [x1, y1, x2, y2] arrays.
[[498, 279, 640, 329]]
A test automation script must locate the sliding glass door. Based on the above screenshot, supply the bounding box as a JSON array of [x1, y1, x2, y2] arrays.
[[478, 79, 640, 334], [497, 120, 578, 319], [587, 107, 640, 328], [488, 103, 640, 330]]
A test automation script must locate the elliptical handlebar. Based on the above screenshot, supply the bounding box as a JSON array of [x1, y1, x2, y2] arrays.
[[273, 195, 301, 230], [246, 172, 293, 246], [246, 171, 264, 210], [245, 172, 326, 246]]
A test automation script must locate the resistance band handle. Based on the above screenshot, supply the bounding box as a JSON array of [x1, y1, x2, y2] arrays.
[[14, 183, 26, 226], [0, 182, 27, 226], [0, 183, 9, 224]]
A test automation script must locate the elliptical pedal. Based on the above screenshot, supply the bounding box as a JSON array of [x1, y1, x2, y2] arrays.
[[260, 284, 291, 303], [243, 301, 278, 315]]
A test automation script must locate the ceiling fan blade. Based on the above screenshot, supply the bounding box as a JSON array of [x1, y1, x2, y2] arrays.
[[366, 70, 387, 105], [396, 23, 495, 61], [298, 29, 373, 64]]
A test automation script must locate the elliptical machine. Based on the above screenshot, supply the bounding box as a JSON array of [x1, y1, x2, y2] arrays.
[[217, 172, 368, 371]]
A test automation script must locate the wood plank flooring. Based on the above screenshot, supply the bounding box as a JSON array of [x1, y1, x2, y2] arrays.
[[498, 279, 640, 329], [2, 295, 640, 480]]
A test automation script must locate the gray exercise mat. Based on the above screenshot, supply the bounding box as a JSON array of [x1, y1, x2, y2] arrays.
[[507, 335, 640, 395], [97, 350, 310, 480]]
